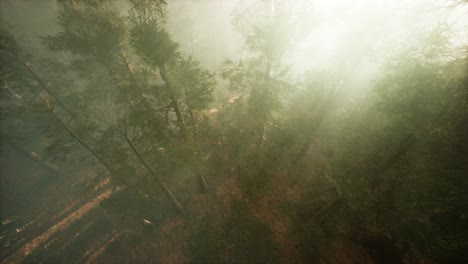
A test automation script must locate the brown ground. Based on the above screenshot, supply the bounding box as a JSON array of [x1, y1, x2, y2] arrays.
[[1, 146, 376, 264]]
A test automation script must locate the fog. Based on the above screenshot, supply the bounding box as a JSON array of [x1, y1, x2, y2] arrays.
[[3, 1, 466, 69], [1, 0, 467, 263]]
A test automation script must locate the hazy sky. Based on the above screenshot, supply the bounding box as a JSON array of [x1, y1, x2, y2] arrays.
[[1, 0, 466, 79]]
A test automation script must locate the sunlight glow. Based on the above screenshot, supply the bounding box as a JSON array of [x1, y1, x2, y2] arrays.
[[284, 0, 468, 72]]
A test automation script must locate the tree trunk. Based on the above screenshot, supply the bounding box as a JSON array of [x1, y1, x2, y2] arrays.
[[198, 174, 209, 193], [63, 1, 151, 113], [19, 59, 120, 179], [21, 61, 73, 115], [122, 133, 184, 212], [45, 102, 117, 176], [184, 88, 197, 130], [118, 48, 152, 112], [5, 137, 63, 176], [255, 123, 265, 155], [158, 65, 186, 137], [171, 96, 185, 130]]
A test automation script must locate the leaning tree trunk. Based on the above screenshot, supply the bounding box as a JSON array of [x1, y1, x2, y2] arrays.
[[21, 61, 73, 116], [197, 174, 209, 193], [44, 100, 117, 177], [158, 65, 186, 138], [4, 137, 63, 176], [20, 58, 118, 178], [26, 66, 182, 211], [121, 133, 184, 212], [118, 48, 153, 112], [64, 2, 152, 114]]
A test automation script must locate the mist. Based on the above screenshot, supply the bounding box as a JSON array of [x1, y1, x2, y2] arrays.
[[1, 0, 467, 263]]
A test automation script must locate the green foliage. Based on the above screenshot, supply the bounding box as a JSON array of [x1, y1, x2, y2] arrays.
[[129, 0, 176, 68], [2, 2, 467, 263], [169, 56, 215, 111], [128, 0, 167, 26], [294, 29, 468, 262], [0, 30, 30, 85], [45, 1, 126, 63], [130, 24, 178, 68]]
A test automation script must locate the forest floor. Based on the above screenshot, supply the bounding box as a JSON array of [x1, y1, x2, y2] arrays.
[[1, 146, 375, 264]]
